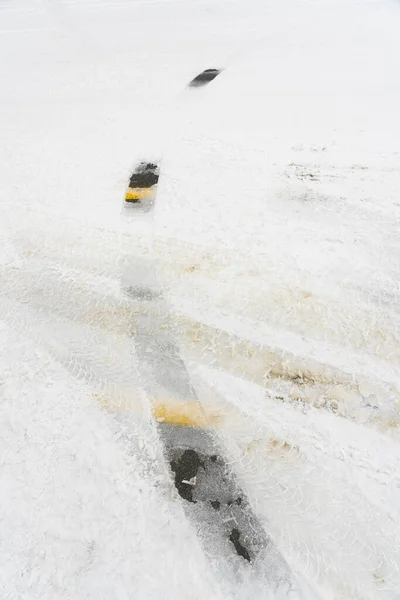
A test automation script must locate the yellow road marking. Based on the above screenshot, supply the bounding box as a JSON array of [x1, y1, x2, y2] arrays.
[[125, 186, 156, 201], [152, 398, 213, 428], [93, 389, 221, 429]]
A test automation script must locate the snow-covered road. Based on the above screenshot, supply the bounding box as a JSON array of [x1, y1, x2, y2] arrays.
[[1, 0, 400, 598]]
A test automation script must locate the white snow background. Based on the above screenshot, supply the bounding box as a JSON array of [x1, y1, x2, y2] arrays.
[[1, 0, 400, 599]]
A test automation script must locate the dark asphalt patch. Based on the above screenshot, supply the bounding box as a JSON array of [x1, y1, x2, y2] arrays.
[[129, 162, 159, 188], [170, 449, 203, 503], [160, 424, 269, 566], [229, 528, 251, 562], [189, 68, 222, 87]]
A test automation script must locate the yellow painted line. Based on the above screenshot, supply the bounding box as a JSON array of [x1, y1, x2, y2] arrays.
[[125, 186, 156, 201], [152, 398, 213, 428], [93, 388, 220, 428], [93, 390, 301, 461]]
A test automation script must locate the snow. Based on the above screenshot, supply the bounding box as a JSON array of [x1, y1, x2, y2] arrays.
[[1, 0, 400, 598], [192, 364, 400, 600], [0, 321, 230, 600]]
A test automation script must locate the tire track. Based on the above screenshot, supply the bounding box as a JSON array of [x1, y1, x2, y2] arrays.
[[120, 154, 313, 598]]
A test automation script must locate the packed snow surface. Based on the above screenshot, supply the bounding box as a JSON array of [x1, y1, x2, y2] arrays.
[[1, 0, 400, 599]]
